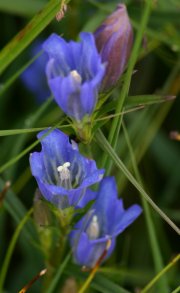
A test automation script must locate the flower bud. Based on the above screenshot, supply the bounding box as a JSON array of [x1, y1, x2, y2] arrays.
[[94, 4, 133, 90]]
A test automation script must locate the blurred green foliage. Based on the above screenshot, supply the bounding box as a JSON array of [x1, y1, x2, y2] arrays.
[[0, 0, 179, 292]]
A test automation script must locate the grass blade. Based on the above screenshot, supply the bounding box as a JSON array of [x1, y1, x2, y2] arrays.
[[95, 129, 180, 235], [141, 254, 180, 293], [122, 120, 169, 292], [46, 253, 71, 293], [0, 208, 33, 290], [0, 0, 45, 17], [0, 0, 69, 75]]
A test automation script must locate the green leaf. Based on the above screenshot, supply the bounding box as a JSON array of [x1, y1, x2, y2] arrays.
[[0, 95, 171, 138], [122, 121, 169, 292], [0, 121, 63, 174], [0, 0, 69, 75], [125, 94, 175, 108], [132, 20, 180, 49], [95, 129, 180, 236], [0, 97, 53, 178], [0, 0, 46, 17], [92, 274, 131, 293], [0, 127, 46, 136], [0, 208, 33, 290], [102, 94, 173, 114], [0, 178, 36, 238], [0, 125, 70, 137], [0, 51, 42, 97], [92, 94, 173, 133], [66, 264, 131, 293], [46, 253, 71, 293]]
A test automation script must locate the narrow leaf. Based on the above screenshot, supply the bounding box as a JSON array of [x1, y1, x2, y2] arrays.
[[125, 94, 175, 108], [0, 0, 45, 16], [0, 209, 33, 290], [0, 0, 69, 74], [95, 129, 180, 236]]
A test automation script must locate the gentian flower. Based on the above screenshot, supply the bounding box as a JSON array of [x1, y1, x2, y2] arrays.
[[70, 177, 142, 268], [42, 32, 105, 121], [30, 129, 104, 209], [21, 41, 50, 103], [94, 4, 133, 90]]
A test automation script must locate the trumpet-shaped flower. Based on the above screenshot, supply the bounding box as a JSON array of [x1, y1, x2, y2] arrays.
[[43, 32, 105, 121], [94, 4, 133, 90], [70, 177, 142, 268], [21, 41, 50, 103], [30, 129, 104, 209]]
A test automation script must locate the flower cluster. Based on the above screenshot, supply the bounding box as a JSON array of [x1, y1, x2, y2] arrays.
[[29, 4, 140, 269], [23, 4, 133, 141], [30, 129, 142, 268]]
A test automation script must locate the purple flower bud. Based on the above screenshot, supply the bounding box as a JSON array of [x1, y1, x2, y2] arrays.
[[94, 4, 133, 90]]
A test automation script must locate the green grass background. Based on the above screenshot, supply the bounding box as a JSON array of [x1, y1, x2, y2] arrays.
[[0, 0, 179, 292]]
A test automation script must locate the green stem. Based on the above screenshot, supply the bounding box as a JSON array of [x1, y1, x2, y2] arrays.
[[43, 237, 68, 292], [0, 119, 64, 174], [42, 208, 73, 291], [141, 254, 180, 293], [0, 208, 33, 290], [0, 51, 42, 97], [106, 113, 123, 175], [46, 253, 72, 293], [95, 129, 180, 235], [102, 0, 152, 169], [122, 120, 169, 292], [78, 268, 130, 293], [171, 286, 180, 293]]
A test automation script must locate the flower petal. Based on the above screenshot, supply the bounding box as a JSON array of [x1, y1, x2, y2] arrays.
[[43, 33, 72, 75], [43, 32, 105, 121], [30, 129, 104, 209], [111, 204, 142, 237]]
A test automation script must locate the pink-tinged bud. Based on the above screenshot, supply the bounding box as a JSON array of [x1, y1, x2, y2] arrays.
[[94, 4, 133, 90]]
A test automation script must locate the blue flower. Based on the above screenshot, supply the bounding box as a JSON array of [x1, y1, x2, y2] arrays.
[[42, 32, 105, 121], [30, 129, 104, 209], [94, 4, 133, 90], [70, 177, 142, 268], [21, 41, 51, 103]]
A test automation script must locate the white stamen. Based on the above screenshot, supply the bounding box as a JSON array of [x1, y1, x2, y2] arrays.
[[87, 215, 100, 240], [98, 174, 104, 181], [70, 70, 82, 84], [57, 162, 71, 181]]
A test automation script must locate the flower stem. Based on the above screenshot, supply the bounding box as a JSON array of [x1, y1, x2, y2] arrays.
[[0, 208, 33, 291], [78, 239, 111, 293], [141, 254, 180, 293], [45, 252, 71, 293], [171, 286, 180, 293]]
